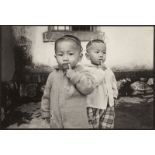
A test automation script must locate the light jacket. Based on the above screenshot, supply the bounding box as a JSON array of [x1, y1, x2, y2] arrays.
[[41, 65, 97, 128], [104, 67, 118, 106], [85, 64, 118, 109]]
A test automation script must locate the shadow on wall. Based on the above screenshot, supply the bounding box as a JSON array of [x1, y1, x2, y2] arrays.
[[1, 26, 16, 81]]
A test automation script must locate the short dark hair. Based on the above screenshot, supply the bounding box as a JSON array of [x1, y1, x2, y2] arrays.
[[55, 35, 83, 52], [86, 39, 106, 51]]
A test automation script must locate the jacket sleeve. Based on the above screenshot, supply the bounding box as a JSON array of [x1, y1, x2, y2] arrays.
[[87, 68, 105, 86], [111, 71, 118, 99], [66, 69, 97, 95], [41, 73, 53, 118]]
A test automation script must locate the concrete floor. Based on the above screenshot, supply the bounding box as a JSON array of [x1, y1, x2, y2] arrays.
[[4, 94, 153, 129]]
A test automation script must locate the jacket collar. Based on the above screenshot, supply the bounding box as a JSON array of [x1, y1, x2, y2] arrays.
[[86, 63, 107, 70], [53, 64, 82, 71]]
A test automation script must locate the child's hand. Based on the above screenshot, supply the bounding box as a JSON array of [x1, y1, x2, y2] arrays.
[[99, 61, 107, 70], [66, 64, 74, 79], [100, 60, 103, 67], [68, 63, 72, 70]]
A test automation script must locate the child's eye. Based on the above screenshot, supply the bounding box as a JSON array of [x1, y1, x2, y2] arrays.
[[102, 50, 106, 54], [69, 53, 74, 56], [57, 54, 63, 56]]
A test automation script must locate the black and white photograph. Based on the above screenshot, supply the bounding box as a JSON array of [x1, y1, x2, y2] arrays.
[[0, 26, 154, 129], [1, 1, 155, 155]]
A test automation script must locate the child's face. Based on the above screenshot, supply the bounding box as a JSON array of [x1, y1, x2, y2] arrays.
[[55, 40, 82, 69], [86, 42, 106, 65]]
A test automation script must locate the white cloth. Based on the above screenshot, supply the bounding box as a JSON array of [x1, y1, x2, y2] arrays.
[[85, 65, 118, 110]]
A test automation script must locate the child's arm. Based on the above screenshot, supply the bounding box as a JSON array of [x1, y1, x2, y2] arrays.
[[88, 68, 105, 86], [41, 73, 52, 119], [66, 68, 98, 95]]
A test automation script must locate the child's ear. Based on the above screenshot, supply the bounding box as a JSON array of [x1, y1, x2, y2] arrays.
[[85, 52, 90, 60], [54, 54, 58, 61], [79, 53, 83, 62]]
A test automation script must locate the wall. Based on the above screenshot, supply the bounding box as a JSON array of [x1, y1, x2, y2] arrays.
[[1, 26, 15, 81], [2, 26, 153, 82], [27, 26, 154, 71], [97, 26, 154, 70]]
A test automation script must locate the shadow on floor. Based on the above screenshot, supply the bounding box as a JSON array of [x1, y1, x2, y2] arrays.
[[2, 94, 154, 129]]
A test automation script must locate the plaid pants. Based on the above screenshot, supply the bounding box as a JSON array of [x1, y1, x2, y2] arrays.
[[87, 106, 115, 129]]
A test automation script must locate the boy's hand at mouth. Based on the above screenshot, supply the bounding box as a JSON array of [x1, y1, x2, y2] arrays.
[[66, 64, 74, 78], [98, 60, 103, 68], [99, 60, 102, 66], [100, 61, 107, 71], [68, 63, 72, 70], [62, 63, 70, 70], [66, 64, 81, 84]]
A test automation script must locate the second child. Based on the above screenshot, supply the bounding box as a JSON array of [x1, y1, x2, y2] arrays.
[[85, 39, 118, 129]]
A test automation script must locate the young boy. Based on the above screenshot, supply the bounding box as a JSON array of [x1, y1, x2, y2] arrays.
[[41, 35, 98, 128], [85, 39, 118, 129]]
